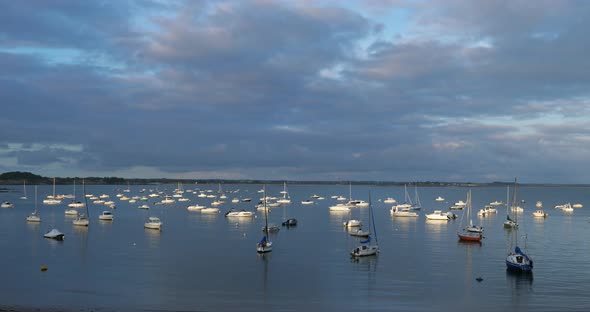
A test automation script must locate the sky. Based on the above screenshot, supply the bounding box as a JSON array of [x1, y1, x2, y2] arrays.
[[1, 0, 590, 183]]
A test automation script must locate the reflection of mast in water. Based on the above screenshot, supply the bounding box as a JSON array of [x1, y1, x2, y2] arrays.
[[351, 256, 378, 302], [506, 270, 534, 301], [458, 240, 481, 289], [259, 252, 271, 298]]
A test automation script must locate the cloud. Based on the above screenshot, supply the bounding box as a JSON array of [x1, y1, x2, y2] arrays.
[[1, 0, 590, 183]]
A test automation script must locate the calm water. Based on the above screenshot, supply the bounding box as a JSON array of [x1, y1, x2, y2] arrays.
[[1, 183, 590, 311]]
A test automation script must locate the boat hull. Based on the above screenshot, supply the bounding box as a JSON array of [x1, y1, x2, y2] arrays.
[[256, 242, 273, 253], [351, 245, 379, 257], [458, 232, 483, 242]]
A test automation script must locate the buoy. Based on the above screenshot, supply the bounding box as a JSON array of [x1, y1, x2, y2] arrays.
[[41, 265, 48, 271]]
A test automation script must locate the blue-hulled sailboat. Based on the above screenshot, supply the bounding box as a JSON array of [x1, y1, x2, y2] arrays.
[[506, 178, 533, 272]]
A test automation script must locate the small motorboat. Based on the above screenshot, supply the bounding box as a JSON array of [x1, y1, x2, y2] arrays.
[[383, 197, 397, 204], [1, 201, 14, 208], [425, 210, 450, 220], [343, 219, 362, 228], [144, 216, 162, 230], [225, 209, 255, 217], [44, 228, 65, 240], [99, 211, 114, 221], [532, 210, 548, 218], [64, 209, 79, 216], [261, 225, 280, 233], [282, 218, 298, 226], [349, 228, 370, 237]]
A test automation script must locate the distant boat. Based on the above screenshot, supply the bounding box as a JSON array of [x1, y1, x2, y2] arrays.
[[343, 219, 362, 228], [532, 210, 548, 218], [26, 186, 41, 223], [425, 210, 450, 221], [72, 180, 90, 227], [20, 180, 27, 200], [1, 201, 14, 208], [43, 178, 61, 205], [435, 196, 445, 202], [187, 204, 204, 211], [225, 209, 255, 217], [99, 211, 114, 221], [144, 216, 162, 230], [201, 207, 220, 214], [276, 182, 291, 204], [503, 186, 518, 228], [282, 218, 297, 227], [390, 206, 418, 217], [44, 228, 64, 240], [383, 197, 397, 204]]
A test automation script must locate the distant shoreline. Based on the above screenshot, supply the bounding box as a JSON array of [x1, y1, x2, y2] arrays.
[[0, 171, 588, 187]]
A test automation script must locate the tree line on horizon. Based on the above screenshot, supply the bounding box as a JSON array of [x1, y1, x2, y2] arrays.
[[0, 171, 577, 187]]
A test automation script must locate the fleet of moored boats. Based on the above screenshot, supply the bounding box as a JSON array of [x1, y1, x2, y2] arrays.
[[3, 179, 587, 273]]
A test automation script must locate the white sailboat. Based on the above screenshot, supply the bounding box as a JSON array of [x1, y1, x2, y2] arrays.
[[26, 186, 41, 222], [457, 190, 483, 242], [20, 180, 27, 200], [351, 193, 378, 257], [43, 178, 61, 205], [276, 182, 291, 204], [257, 185, 273, 253], [503, 185, 518, 228], [506, 178, 533, 272], [73, 180, 90, 227]]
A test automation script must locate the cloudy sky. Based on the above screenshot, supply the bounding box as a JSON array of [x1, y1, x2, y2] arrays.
[[1, 0, 589, 183]]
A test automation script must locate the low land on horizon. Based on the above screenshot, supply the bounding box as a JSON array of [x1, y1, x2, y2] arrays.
[[0, 171, 587, 187]]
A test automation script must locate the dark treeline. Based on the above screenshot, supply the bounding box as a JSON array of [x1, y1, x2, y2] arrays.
[[0, 171, 586, 187]]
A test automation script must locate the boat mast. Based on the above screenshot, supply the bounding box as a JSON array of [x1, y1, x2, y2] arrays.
[[83, 179, 90, 218], [263, 185, 269, 236], [369, 192, 378, 245]]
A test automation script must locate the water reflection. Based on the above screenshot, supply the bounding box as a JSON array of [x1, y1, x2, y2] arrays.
[[350, 254, 378, 272], [145, 228, 161, 248], [425, 219, 448, 237], [328, 210, 349, 231], [506, 270, 534, 299], [72, 225, 89, 236], [26, 222, 41, 232], [258, 252, 271, 295], [391, 216, 418, 233]]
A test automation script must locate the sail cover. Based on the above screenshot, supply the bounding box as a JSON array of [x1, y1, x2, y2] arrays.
[[515, 246, 530, 261]]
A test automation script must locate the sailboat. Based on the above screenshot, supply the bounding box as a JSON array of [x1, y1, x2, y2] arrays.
[[457, 190, 483, 242], [257, 185, 273, 253], [43, 178, 61, 205], [20, 180, 27, 200], [506, 178, 533, 272], [73, 180, 90, 226], [26, 185, 41, 222], [277, 182, 291, 204], [67, 180, 85, 208], [503, 185, 518, 228], [351, 193, 379, 257]]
